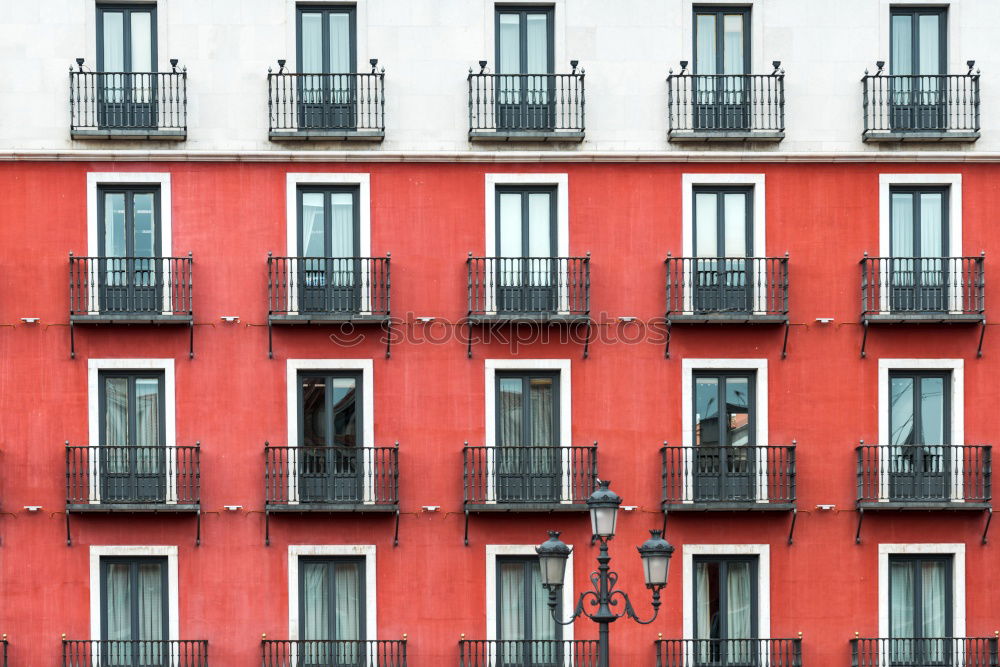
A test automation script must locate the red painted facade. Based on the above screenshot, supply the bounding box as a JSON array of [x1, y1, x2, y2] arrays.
[[0, 160, 997, 664]]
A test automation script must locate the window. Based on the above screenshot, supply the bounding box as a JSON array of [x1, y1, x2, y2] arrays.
[[298, 556, 365, 664], [888, 371, 950, 501], [297, 5, 357, 129], [889, 187, 949, 312], [298, 371, 363, 503], [692, 187, 753, 313], [693, 372, 755, 502], [297, 186, 361, 313], [889, 555, 952, 664], [693, 556, 759, 663], [497, 557, 561, 665], [693, 6, 750, 130], [890, 7, 947, 131], [98, 185, 162, 313], [101, 556, 168, 665], [495, 186, 557, 313], [99, 371, 166, 503], [495, 6, 554, 130], [96, 4, 157, 128], [496, 372, 560, 502]]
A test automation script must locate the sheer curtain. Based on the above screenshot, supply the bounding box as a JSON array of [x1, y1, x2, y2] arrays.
[[301, 12, 323, 106], [722, 14, 744, 104], [329, 193, 355, 288], [138, 563, 164, 664], [105, 563, 132, 667], [891, 193, 915, 300], [301, 193, 326, 301], [498, 14, 521, 105], [890, 561, 916, 663], [499, 193, 522, 294], [529, 378, 555, 499], [336, 563, 361, 663], [922, 561, 947, 662], [135, 379, 160, 482], [526, 14, 548, 104], [497, 378, 522, 500], [303, 562, 330, 663], [530, 562, 557, 662], [695, 563, 712, 662], [329, 12, 351, 102], [102, 12, 125, 106], [500, 563, 525, 664], [919, 194, 944, 306], [104, 193, 127, 294], [727, 562, 753, 662], [105, 378, 128, 478]]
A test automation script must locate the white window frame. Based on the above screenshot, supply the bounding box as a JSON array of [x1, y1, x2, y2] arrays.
[[284, 173, 373, 314], [87, 359, 177, 505], [86, 172, 174, 314], [286, 359, 376, 503], [877, 174, 963, 313], [484, 173, 570, 314], [284, 1, 368, 75], [877, 359, 965, 502], [288, 545, 378, 644], [682, 1, 766, 74], [682, 544, 771, 644], [89, 545, 180, 644], [485, 359, 572, 503], [486, 544, 575, 646], [681, 174, 767, 313], [681, 359, 770, 503], [878, 543, 966, 645]]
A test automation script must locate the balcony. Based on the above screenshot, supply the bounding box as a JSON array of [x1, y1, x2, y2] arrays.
[[70, 62, 187, 140], [468, 64, 585, 142], [467, 256, 590, 324], [856, 444, 991, 510], [862, 63, 980, 142], [851, 637, 998, 667], [268, 63, 385, 141], [262, 639, 407, 667], [666, 63, 785, 142], [62, 639, 208, 667], [666, 256, 788, 323], [463, 445, 598, 513], [656, 638, 802, 667], [458, 639, 598, 667], [661, 444, 796, 512]]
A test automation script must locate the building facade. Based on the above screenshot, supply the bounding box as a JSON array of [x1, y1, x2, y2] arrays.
[[0, 0, 998, 665]]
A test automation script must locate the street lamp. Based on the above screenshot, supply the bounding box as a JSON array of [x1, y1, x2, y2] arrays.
[[536, 480, 674, 667]]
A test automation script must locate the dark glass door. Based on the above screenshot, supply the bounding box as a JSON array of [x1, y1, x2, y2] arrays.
[[496, 7, 554, 131], [890, 188, 949, 313], [890, 9, 947, 131], [497, 557, 561, 667], [298, 186, 361, 313], [496, 373, 560, 503], [889, 372, 950, 501], [101, 557, 168, 667], [496, 187, 557, 314], [100, 372, 166, 503], [889, 556, 952, 667], [299, 372, 362, 503], [99, 187, 161, 313], [299, 557, 365, 667], [693, 7, 750, 130], [693, 373, 755, 502], [693, 557, 758, 667], [297, 6, 357, 130], [97, 4, 157, 129], [693, 188, 752, 313]]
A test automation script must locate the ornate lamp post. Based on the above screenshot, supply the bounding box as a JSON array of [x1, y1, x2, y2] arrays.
[[536, 480, 674, 667]]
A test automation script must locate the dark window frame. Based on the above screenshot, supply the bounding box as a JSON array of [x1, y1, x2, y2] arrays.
[[494, 185, 558, 259], [296, 4, 358, 74], [96, 4, 158, 72], [97, 185, 163, 259], [298, 370, 363, 448], [888, 186, 950, 258], [296, 185, 361, 258], [889, 6, 948, 75], [692, 186, 753, 257], [887, 371, 952, 446], [99, 555, 169, 643], [494, 5, 555, 75], [496, 555, 563, 642], [98, 370, 167, 447], [692, 371, 756, 447], [692, 5, 751, 74], [495, 371, 560, 447], [888, 554, 954, 639], [298, 555, 367, 642], [691, 554, 760, 641]]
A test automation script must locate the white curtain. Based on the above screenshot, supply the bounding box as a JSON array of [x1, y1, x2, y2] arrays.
[[499, 193, 522, 291], [922, 561, 947, 662], [891, 561, 916, 662], [137, 563, 164, 664], [301, 192, 326, 295], [301, 12, 323, 104], [695, 563, 712, 662], [919, 193, 944, 298], [302, 562, 330, 663], [695, 15, 716, 75], [892, 192, 915, 257], [105, 563, 132, 667], [105, 378, 128, 476], [727, 562, 753, 662], [529, 378, 554, 446], [498, 14, 520, 105], [102, 12, 125, 105], [329, 193, 355, 288], [499, 562, 525, 664], [723, 194, 747, 258], [918, 15, 940, 76], [336, 563, 361, 663], [527, 193, 551, 288], [526, 14, 548, 103], [104, 193, 127, 291], [130, 12, 153, 103], [329, 12, 351, 101], [892, 15, 913, 76], [135, 378, 160, 477]]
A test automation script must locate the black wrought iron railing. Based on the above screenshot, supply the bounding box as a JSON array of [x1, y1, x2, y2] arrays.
[[468, 66, 585, 135], [66, 444, 201, 506], [661, 444, 796, 506], [268, 256, 390, 317], [268, 67, 385, 134], [467, 256, 590, 317], [656, 638, 802, 667], [265, 444, 399, 506], [262, 639, 407, 667], [860, 256, 984, 317], [665, 256, 788, 317], [667, 67, 785, 136], [62, 639, 208, 667], [862, 66, 981, 136], [856, 444, 991, 505], [69, 254, 194, 317], [463, 445, 597, 506], [851, 637, 998, 667], [458, 639, 599, 667], [70, 66, 187, 135]]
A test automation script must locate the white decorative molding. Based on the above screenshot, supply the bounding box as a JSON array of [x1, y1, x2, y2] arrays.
[[877, 543, 966, 640], [485, 544, 574, 642], [89, 545, 180, 644], [288, 545, 377, 642], [682, 544, 771, 641]]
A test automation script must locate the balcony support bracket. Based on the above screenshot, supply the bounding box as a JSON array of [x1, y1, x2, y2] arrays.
[[860, 320, 869, 359], [978, 320, 986, 358], [583, 319, 591, 359], [787, 508, 797, 545], [195, 509, 201, 547], [393, 509, 400, 547], [781, 321, 790, 359], [664, 320, 672, 359], [267, 320, 273, 359], [189, 320, 195, 360], [65, 509, 72, 546], [383, 319, 393, 359], [265, 507, 271, 546], [983, 507, 993, 545], [855, 507, 865, 544], [463, 509, 470, 546], [466, 320, 474, 359], [70, 320, 76, 359]]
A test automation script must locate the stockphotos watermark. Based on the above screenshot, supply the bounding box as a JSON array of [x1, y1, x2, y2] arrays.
[[326, 313, 670, 351]]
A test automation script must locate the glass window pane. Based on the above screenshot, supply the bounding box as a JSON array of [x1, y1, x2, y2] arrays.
[[498, 14, 521, 75], [331, 377, 358, 446], [725, 378, 751, 446], [102, 12, 125, 71], [919, 377, 945, 445], [136, 562, 164, 642], [528, 377, 554, 446], [499, 562, 526, 640], [329, 12, 351, 73], [918, 14, 940, 75], [302, 192, 326, 256], [695, 193, 718, 257], [335, 562, 361, 642], [302, 562, 330, 641], [694, 561, 720, 639], [497, 378, 523, 447], [130, 11, 152, 72], [134, 378, 160, 448], [105, 377, 129, 447], [695, 378, 719, 446], [529, 561, 556, 642], [891, 192, 914, 257], [919, 193, 943, 257], [104, 193, 127, 258], [301, 13, 323, 73], [499, 193, 523, 257], [892, 15, 913, 75], [695, 15, 717, 74], [132, 193, 155, 257], [726, 561, 753, 639], [921, 561, 947, 638], [105, 563, 133, 641], [302, 377, 327, 446], [890, 561, 915, 638], [722, 14, 745, 75], [527, 193, 551, 258], [526, 14, 548, 73], [723, 193, 747, 257], [329, 193, 354, 257], [890, 377, 915, 446]]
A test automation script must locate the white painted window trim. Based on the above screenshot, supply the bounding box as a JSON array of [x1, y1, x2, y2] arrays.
[[878, 543, 966, 642], [484, 173, 570, 313], [682, 544, 771, 642], [485, 544, 574, 645], [288, 545, 377, 644], [485, 359, 572, 503], [681, 1, 766, 74], [90, 545, 180, 644], [877, 2, 962, 75], [87, 359, 177, 504], [484, 1, 567, 76], [681, 359, 770, 503], [877, 359, 965, 502], [877, 174, 964, 313], [284, 2, 369, 76], [86, 172, 174, 314], [284, 173, 373, 314], [681, 173, 768, 313], [286, 359, 375, 503]]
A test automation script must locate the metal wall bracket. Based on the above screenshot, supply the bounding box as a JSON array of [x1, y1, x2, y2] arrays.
[[384, 320, 393, 359], [264, 508, 271, 546], [860, 320, 869, 359], [983, 507, 993, 545], [978, 320, 986, 358], [393, 509, 400, 546], [582, 319, 592, 359], [463, 509, 470, 546], [189, 321, 195, 359], [267, 320, 274, 359], [466, 321, 474, 359], [787, 508, 797, 545], [855, 507, 864, 544], [70, 321, 76, 359], [195, 509, 201, 546], [664, 320, 672, 359], [781, 321, 790, 359], [65, 510, 72, 546]]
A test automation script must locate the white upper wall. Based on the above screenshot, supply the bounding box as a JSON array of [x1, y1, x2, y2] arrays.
[[2, 0, 999, 153]]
